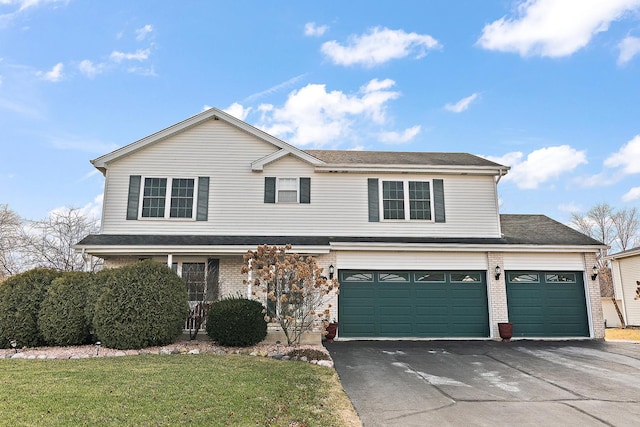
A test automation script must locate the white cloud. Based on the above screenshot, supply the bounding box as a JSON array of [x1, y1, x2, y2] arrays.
[[604, 135, 640, 174], [477, 0, 640, 57], [37, 62, 63, 82], [445, 93, 479, 113], [256, 79, 403, 146], [558, 202, 584, 213], [49, 133, 119, 154], [321, 27, 441, 67], [618, 36, 640, 64], [304, 22, 328, 37], [135, 24, 153, 41], [378, 125, 421, 144], [78, 59, 103, 78], [110, 48, 151, 63], [0, 0, 68, 27], [224, 102, 251, 121], [622, 186, 640, 202], [485, 145, 587, 189]]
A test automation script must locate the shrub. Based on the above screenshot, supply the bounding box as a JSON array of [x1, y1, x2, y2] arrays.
[[0, 268, 64, 348], [93, 261, 189, 350], [84, 268, 115, 340], [38, 272, 93, 346], [206, 296, 267, 347]]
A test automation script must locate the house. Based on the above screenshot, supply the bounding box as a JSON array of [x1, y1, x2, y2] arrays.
[[606, 247, 640, 327], [75, 107, 606, 340]]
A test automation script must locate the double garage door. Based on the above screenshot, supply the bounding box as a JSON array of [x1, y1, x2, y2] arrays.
[[338, 269, 589, 338], [338, 270, 490, 338]]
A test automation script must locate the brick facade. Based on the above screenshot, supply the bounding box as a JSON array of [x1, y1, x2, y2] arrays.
[[584, 252, 605, 339], [487, 252, 507, 339]]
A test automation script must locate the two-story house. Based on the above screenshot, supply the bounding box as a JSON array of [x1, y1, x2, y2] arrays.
[[76, 108, 606, 340]]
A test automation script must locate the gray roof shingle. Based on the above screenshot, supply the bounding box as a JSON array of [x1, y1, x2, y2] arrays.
[[304, 150, 506, 168], [500, 214, 603, 246]]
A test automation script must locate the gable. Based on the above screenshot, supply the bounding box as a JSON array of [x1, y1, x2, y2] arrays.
[[91, 108, 324, 174]]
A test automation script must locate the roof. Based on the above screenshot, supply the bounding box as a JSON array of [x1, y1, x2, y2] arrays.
[[500, 214, 604, 246], [76, 214, 605, 250], [89, 108, 509, 175], [606, 246, 640, 261], [305, 150, 505, 168]]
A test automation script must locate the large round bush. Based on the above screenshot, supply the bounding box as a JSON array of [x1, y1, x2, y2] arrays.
[[93, 261, 189, 350], [206, 297, 267, 347], [0, 268, 64, 348], [38, 272, 93, 346]]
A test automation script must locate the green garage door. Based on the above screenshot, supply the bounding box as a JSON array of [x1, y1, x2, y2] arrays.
[[338, 270, 489, 338], [506, 271, 589, 337]]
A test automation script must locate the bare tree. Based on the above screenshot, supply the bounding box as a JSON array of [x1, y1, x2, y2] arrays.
[[0, 204, 23, 279], [611, 207, 640, 252], [20, 207, 101, 272], [571, 203, 640, 328]]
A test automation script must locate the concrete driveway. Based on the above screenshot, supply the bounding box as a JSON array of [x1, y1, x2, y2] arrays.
[[325, 340, 640, 427]]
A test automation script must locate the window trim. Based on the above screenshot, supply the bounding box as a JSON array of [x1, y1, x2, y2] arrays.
[[276, 177, 299, 204], [138, 176, 199, 220], [379, 179, 434, 221]]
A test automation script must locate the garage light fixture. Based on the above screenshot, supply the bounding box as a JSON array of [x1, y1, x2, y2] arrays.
[[494, 265, 501, 280], [328, 264, 335, 279], [591, 266, 598, 281]]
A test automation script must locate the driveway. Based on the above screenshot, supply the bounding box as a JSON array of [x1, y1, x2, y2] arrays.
[[325, 340, 640, 427]]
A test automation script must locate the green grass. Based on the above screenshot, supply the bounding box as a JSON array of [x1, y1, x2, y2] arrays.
[[0, 354, 358, 426]]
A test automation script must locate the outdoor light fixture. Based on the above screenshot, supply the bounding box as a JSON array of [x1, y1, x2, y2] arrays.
[[10, 340, 17, 353], [591, 266, 598, 281], [328, 264, 335, 279], [95, 341, 102, 356], [494, 265, 501, 280]]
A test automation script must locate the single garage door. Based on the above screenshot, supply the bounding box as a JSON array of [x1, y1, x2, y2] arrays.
[[338, 270, 489, 338], [506, 271, 589, 337]]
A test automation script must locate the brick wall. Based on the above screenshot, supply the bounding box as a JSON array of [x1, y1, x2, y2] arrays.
[[584, 252, 605, 339], [487, 252, 507, 339]]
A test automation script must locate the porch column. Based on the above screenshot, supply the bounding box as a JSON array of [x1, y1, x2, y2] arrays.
[[167, 254, 173, 268]]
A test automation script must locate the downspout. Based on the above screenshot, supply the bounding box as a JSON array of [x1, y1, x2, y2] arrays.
[[247, 259, 252, 299]]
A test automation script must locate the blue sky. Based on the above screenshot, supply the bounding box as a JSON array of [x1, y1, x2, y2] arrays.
[[1, 0, 640, 224]]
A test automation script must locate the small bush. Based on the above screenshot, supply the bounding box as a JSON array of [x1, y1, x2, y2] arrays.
[[38, 272, 93, 346], [206, 296, 267, 347], [0, 268, 64, 348], [93, 261, 189, 350]]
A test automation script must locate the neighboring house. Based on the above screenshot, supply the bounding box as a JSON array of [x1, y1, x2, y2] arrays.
[[75, 108, 606, 340], [606, 247, 640, 327]]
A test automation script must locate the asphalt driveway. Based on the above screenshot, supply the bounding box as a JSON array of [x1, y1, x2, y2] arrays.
[[325, 340, 640, 427]]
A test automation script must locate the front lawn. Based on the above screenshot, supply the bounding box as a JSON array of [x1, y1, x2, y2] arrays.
[[605, 327, 640, 341], [0, 354, 360, 426]]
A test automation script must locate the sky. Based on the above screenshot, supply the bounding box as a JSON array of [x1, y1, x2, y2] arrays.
[[1, 0, 640, 226]]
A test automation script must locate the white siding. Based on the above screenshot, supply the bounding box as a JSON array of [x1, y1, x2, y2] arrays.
[[101, 118, 502, 238], [615, 256, 640, 326], [503, 253, 585, 271], [336, 251, 488, 270]]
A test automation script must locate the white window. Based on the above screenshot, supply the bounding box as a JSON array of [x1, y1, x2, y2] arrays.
[[381, 180, 432, 221], [277, 178, 298, 203], [140, 177, 196, 219]]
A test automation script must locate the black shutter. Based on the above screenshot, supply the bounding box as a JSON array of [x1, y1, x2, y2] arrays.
[[368, 178, 379, 222], [433, 179, 446, 223], [196, 177, 209, 221], [126, 175, 141, 220], [264, 177, 276, 203], [299, 177, 311, 204], [206, 258, 220, 301]]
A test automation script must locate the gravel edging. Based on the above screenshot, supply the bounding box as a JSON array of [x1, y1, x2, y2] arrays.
[[0, 340, 334, 367]]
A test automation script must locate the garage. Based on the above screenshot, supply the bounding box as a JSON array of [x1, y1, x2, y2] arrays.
[[506, 271, 589, 337], [338, 270, 489, 338]]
